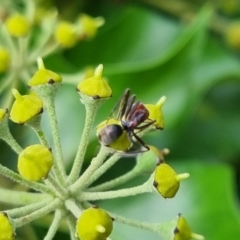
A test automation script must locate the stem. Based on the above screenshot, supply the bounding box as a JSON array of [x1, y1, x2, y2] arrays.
[[0, 125, 23, 154], [88, 166, 140, 192], [80, 181, 153, 201], [43, 210, 65, 240], [14, 198, 62, 227], [0, 164, 55, 194], [110, 212, 158, 232], [45, 173, 68, 199], [67, 102, 100, 185], [70, 146, 110, 193], [84, 153, 121, 189], [7, 197, 53, 218], [44, 95, 66, 183], [0, 188, 48, 206], [65, 199, 82, 218], [67, 215, 79, 240]]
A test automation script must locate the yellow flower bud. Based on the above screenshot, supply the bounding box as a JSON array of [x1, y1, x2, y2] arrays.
[[18, 144, 53, 181], [145, 96, 166, 129], [0, 212, 15, 240], [78, 14, 104, 39], [77, 64, 112, 99], [0, 109, 8, 122], [97, 118, 132, 151], [28, 67, 62, 87], [76, 207, 113, 240], [0, 47, 10, 72], [174, 214, 204, 240], [153, 163, 190, 198], [10, 89, 43, 124], [6, 14, 30, 37], [226, 22, 240, 50], [54, 21, 78, 48]]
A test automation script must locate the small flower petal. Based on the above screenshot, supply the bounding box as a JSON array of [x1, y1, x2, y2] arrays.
[[10, 89, 43, 124], [77, 64, 112, 99], [76, 206, 113, 240], [145, 96, 166, 129], [18, 144, 53, 181], [0, 212, 15, 240], [174, 214, 204, 240], [6, 14, 30, 37], [153, 162, 189, 198], [54, 21, 78, 48]]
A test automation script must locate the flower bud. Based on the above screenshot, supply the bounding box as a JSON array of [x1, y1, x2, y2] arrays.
[[76, 206, 113, 240], [0, 47, 10, 73], [28, 67, 62, 87], [226, 22, 240, 50], [174, 214, 204, 240], [0, 212, 15, 240], [77, 64, 112, 99], [5, 14, 30, 37], [54, 21, 78, 48], [10, 89, 43, 124], [97, 118, 132, 151], [18, 144, 53, 181], [145, 96, 166, 129], [78, 14, 104, 39], [153, 162, 189, 198]]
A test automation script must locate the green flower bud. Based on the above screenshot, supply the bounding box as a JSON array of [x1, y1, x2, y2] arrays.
[[0, 212, 15, 240], [77, 64, 112, 99], [96, 118, 132, 151], [153, 162, 189, 198], [145, 96, 166, 129], [78, 14, 105, 39], [10, 89, 43, 124], [174, 214, 204, 240], [76, 206, 113, 240], [226, 22, 240, 50], [18, 144, 53, 181], [28, 67, 62, 87], [54, 21, 78, 48], [0, 47, 11, 73], [5, 14, 30, 37]]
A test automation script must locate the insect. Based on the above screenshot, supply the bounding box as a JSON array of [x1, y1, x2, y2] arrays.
[[97, 89, 155, 152]]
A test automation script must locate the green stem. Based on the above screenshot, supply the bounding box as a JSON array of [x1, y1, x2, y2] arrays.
[[80, 181, 153, 201], [110, 211, 158, 232], [44, 95, 66, 183], [67, 102, 100, 185], [14, 198, 62, 228], [26, 115, 49, 147], [67, 215, 79, 240], [70, 146, 110, 193], [88, 166, 140, 191], [65, 199, 82, 218], [0, 164, 55, 194], [7, 197, 53, 218], [0, 122, 23, 154], [0, 187, 48, 206], [45, 173, 68, 199], [84, 153, 121, 189], [43, 210, 65, 240]]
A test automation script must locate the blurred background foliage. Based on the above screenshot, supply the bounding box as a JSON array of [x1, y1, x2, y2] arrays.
[[1, 0, 240, 239]]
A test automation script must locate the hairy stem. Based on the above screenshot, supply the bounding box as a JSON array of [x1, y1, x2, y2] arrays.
[[67, 102, 100, 185]]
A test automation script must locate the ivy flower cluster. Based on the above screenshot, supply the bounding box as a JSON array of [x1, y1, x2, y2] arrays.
[[0, 58, 204, 240], [0, 0, 104, 108]]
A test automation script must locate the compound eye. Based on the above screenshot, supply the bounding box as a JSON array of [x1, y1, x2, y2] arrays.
[[98, 124, 123, 146]]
